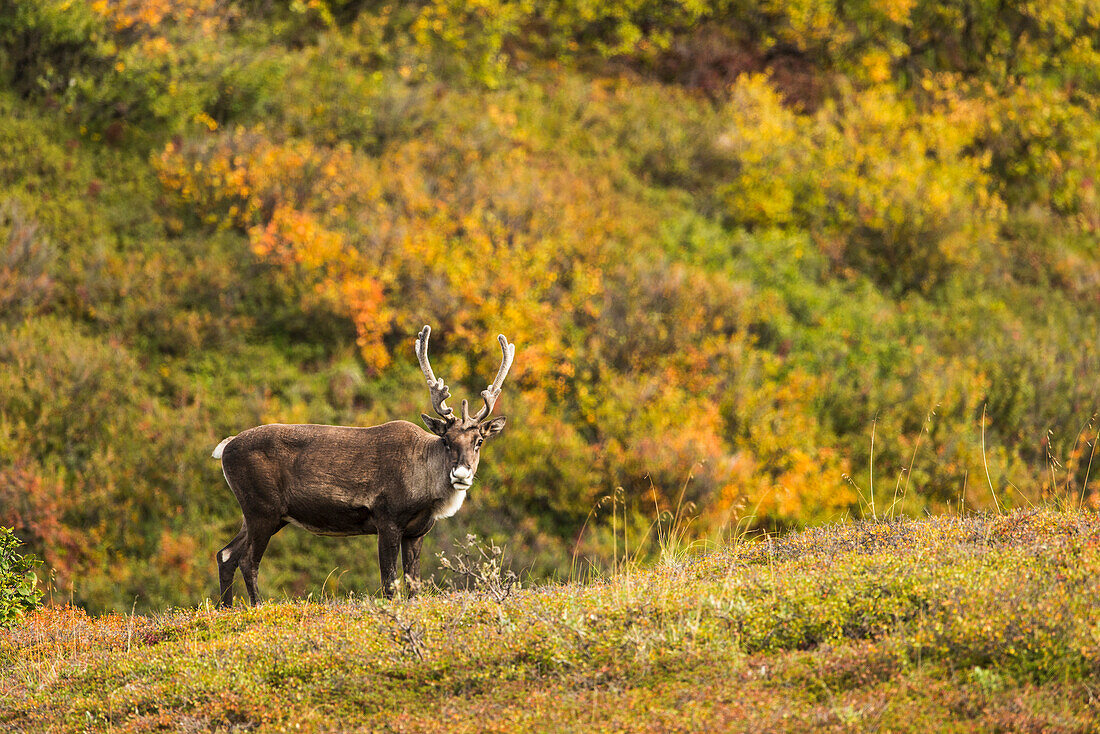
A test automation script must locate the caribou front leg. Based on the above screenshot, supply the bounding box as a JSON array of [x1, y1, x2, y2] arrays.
[[402, 535, 425, 599]]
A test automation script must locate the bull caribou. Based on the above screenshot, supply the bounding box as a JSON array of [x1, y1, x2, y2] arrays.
[[211, 325, 515, 605]]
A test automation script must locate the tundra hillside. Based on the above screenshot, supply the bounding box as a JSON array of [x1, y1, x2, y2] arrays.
[[3, 510, 1100, 732], [1, 1, 1099, 612]]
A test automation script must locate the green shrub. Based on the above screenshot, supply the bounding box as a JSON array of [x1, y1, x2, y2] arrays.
[[0, 526, 42, 627], [0, 0, 105, 98]]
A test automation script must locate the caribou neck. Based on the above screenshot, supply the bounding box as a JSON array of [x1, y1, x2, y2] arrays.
[[427, 438, 454, 497]]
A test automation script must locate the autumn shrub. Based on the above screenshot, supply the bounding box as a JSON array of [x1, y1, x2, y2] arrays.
[[0, 0, 167, 135], [548, 76, 724, 191], [329, 0, 1100, 94], [267, 51, 380, 146], [299, 1, 523, 88], [0, 200, 55, 321], [901, 0, 1100, 85], [713, 75, 1004, 293], [649, 0, 1100, 91], [0, 0, 291, 140], [975, 81, 1100, 222], [0, 318, 222, 610], [327, 0, 711, 85]]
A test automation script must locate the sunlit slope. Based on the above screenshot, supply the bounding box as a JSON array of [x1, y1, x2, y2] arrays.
[[4, 510, 1100, 732]]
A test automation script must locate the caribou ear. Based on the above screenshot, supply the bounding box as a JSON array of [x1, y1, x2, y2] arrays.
[[421, 413, 450, 436], [479, 416, 506, 439]]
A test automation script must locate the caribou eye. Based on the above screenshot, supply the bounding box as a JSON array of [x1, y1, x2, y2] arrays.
[[475, 439, 483, 449]]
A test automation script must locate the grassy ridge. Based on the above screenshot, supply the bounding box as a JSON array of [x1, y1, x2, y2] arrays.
[[4, 509, 1100, 732]]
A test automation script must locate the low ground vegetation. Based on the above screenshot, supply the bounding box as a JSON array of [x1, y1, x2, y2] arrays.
[[3, 510, 1099, 732]]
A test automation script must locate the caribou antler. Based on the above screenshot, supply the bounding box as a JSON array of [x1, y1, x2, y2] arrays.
[[472, 334, 515, 422], [415, 325, 454, 420]]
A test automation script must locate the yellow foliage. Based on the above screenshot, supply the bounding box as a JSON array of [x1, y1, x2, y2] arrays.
[[715, 74, 1005, 292]]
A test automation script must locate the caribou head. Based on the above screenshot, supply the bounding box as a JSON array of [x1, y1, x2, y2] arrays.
[[415, 325, 514, 491]]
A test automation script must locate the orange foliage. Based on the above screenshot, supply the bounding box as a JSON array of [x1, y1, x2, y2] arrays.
[[157, 131, 392, 370], [89, 0, 235, 38], [0, 455, 83, 590], [250, 205, 391, 368], [154, 123, 642, 383]]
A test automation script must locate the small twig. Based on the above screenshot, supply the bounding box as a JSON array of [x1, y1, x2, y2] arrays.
[[1080, 418, 1099, 509], [125, 598, 137, 654], [981, 404, 1003, 514], [869, 417, 878, 520]]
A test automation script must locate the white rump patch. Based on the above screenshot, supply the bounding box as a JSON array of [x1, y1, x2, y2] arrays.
[[433, 489, 467, 520], [220, 549, 232, 563], [211, 436, 235, 459]]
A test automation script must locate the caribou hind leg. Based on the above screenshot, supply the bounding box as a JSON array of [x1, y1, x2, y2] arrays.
[[238, 518, 284, 606], [216, 525, 248, 607], [377, 521, 403, 599]]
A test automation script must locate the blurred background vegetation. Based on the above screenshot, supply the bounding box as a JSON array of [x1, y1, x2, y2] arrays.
[[0, 0, 1097, 613]]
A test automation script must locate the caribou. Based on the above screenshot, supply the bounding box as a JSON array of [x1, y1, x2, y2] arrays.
[[211, 325, 515, 605]]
